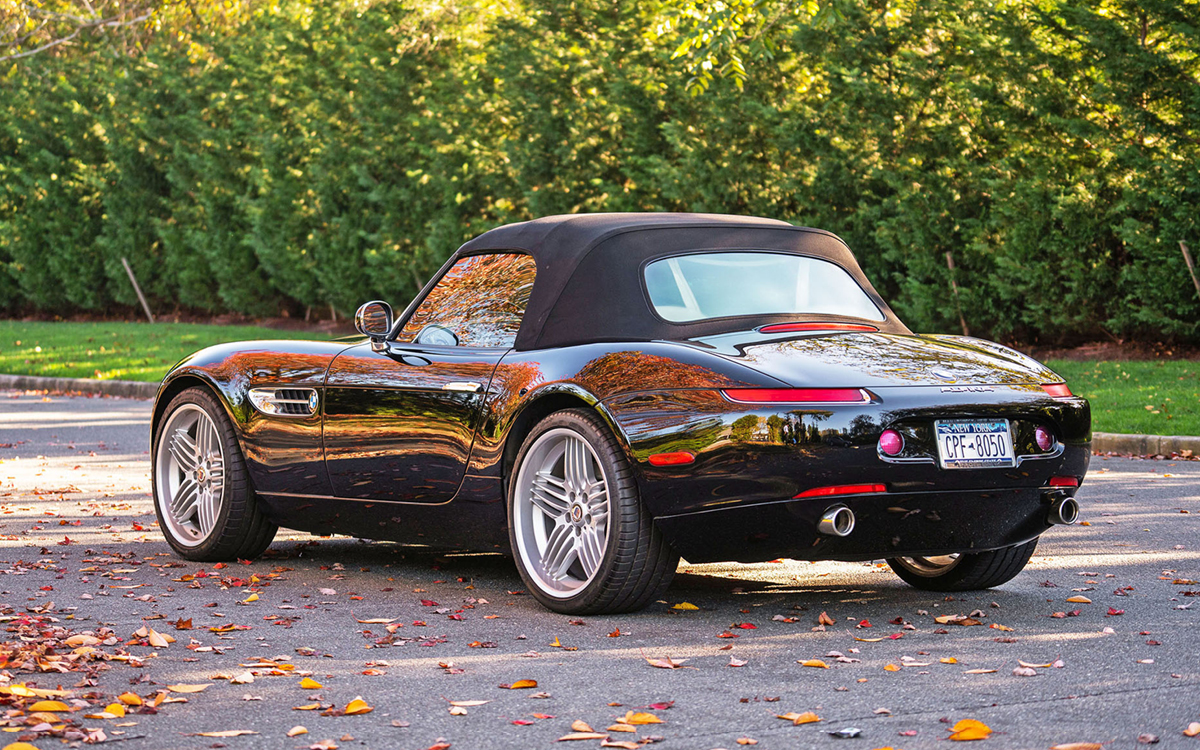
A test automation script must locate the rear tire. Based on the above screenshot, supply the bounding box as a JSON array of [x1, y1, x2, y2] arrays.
[[152, 387, 277, 562], [508, 409, 678, 614], [886, 538, 1038, 592]]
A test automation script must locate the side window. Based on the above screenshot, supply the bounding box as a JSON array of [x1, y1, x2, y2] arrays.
[[398, 253, 537, 348]]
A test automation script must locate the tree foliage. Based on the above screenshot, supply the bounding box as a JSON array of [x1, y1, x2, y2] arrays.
[[1, 0, 1198, 343]]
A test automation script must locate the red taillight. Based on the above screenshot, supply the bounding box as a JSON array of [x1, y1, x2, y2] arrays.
[[1042, 383, 1072, 398], [795, 483, 886, 499], [648, 451, 695, 467], [1049, 476, 1079, 488], [722, 388, 870, 404], [758, 322, 879, 334], [878, 429, 904, 456]]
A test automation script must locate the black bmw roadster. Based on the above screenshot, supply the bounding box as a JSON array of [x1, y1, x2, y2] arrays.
[[151, 213, 1090, 614]]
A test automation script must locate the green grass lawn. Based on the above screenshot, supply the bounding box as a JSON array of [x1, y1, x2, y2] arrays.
[[1047, 359, 1200, 436], [0, 320, 327, 382]]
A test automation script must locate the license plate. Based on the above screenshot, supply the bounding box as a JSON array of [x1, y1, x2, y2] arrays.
[[935, 419, 1015, 469]]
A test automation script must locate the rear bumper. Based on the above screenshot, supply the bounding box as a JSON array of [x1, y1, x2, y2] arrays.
[[655, 483, 1076, 564]]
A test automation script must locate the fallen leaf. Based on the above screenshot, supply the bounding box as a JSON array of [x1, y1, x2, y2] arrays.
[[736, 739, 758, 745], [645, 655, 688, 669], [449, 706, 468, 716], [963, 668, 997, 674], [28, 700, 71, 712], [948, 719, 992, 741], [934, 615, 982, 626], [344, 697, 373, 715], [300, 678, 323, 689], [230, 671, 255, 685], [448, 700, 490, 707], [671, 602, 699, 611], [558, 733, 610, 741], [818, 611, 836, 626], [799, 659, 830, 669], [502, 680, 538, 690], [1183, 723, 1200, 737], [1065, 596, 1092, 604], [571, 721, 595, 733], [189, 730, 259, 737], [1050, 744, 1104, 750], [288, 726, 309, 737], [884, 664, 901, 672], [243, 593, 259, 603], [940, 657, 958, 664], [118, 692, 143, 706], [1018, 660, 1053, 669], [1012, 667, 1038, 677], [355, 617, 397, 624], [777, 711, 821, 725], [989, 623, 1014, 632], [620, 711, 663, 725], [599, 742, 638, 750], [728, 656, 748, 667], [167, 683, 211, 693], [607, 724, 636, 733]]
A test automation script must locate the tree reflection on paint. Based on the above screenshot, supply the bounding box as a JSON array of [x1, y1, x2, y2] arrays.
[[398, 254, 536, 348]]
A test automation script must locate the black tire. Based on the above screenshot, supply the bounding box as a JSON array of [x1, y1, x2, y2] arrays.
[[886, 537, 1039, 592], [152, 387, 277, 561], [507, 408, 678, 614]]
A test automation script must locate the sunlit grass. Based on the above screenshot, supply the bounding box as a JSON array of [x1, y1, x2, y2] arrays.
[[0, 321, 327, 383], [1047, 359, 1200, 436]]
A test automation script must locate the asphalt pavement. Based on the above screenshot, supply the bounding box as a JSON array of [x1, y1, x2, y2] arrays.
[[1, 390, 1198, 750]]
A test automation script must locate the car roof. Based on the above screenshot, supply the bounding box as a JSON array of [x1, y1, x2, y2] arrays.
[[448, 213, 907, 350]]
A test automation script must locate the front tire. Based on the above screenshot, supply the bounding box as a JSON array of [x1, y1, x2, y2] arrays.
[[152, 387, 277, 561], [886, 538, 1039, 592], [508, 409, 678, 614]]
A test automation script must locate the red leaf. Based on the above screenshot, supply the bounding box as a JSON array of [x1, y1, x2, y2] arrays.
[[1106, 608, 1125, 616], [857, 619, 872, 628]]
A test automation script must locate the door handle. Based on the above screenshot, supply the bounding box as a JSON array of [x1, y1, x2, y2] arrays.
[[442, 382, 482, 393]]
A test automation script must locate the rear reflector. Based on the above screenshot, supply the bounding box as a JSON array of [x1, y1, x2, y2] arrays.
[[795, 483, 886, 499], [1049, 476, 1079, 488], [648, 451, 695, 467], [1042, 383, 1073, 398], [758, 322, 879, 334], [722, 388, 871, 404]]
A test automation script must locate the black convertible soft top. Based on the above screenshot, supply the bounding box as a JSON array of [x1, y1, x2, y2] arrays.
[[448, 213, 907, 350]]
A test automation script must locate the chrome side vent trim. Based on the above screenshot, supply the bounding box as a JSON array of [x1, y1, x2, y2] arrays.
[[249, 387, 319, 417]]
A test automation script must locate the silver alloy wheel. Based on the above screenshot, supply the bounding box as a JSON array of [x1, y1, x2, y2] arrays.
[[893, 554, 962, 577], [512, 427, 612, 599], [155, 404, 226, 548]]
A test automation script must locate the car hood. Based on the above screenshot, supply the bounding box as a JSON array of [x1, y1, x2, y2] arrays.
[[686, 331, 1061, 388]]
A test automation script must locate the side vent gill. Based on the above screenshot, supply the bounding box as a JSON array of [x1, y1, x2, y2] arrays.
[[248, 387, 319, 417]]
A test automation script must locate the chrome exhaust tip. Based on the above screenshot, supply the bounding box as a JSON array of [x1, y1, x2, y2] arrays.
[[818, 505, 855, 537], [1048, 496, 1079, 525]]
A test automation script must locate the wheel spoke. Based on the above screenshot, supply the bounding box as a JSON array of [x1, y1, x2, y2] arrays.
[[169, 430, 199, 471], [578, 526, 603, 578], [530, 472, 570, 517], [197, 488, 220, 536], [541, 523, 577, 580], [171, 478, 199, 518], [564, 436, 590, 490]]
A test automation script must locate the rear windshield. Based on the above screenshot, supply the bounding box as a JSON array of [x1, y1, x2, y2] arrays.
[[644, 252, 884, 323]]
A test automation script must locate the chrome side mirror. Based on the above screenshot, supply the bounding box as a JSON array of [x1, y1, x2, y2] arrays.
[[354, 301, 393, 351]]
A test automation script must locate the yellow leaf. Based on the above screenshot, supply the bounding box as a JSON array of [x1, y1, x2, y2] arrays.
[[293, 704, 321, 711], [286, 726, 308, 737], [166, 684, 210, 693], [299, 678, 323, 689], [28, 701, 70, 712], [949, 719, 992, 741], [146, 628, 173, 648], [118, 692, 142, 706], [884, 664, 901, 672], [1017, 660, 1053, 669], [570, 720, 594, 733], [940, 657, 958, 664], [191, 730, 258, 738], [601, 741, 639, 750], [792, 711, 821, 725], [963, 668, 997, 674], [3, 744, 44, 750], [64, 635, 100, 647], [557, 733, 609, 741], [854, 637, 884, 642], [1065, 596, 1092, 604], [671, 602, 699, 610], [344, 697, 373, 715], [507, 680, 538, 689], [105, 703, 126, 717], [799, 659, 829, 669], [354, 617, 397, 624], [620, 711, 663, 725], [550, 636, 562, 648], [607, 724, 636, 732], [242, 593, 259, 603]]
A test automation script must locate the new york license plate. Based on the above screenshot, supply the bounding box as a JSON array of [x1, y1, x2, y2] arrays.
[[935, 419, 1015, 469]]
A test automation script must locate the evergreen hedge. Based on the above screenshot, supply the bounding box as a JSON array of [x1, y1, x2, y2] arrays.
[[2, 0, 1198, 343]]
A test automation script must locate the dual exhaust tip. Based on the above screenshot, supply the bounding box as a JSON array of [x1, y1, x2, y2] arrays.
[[816, 495, 1078, 537]]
